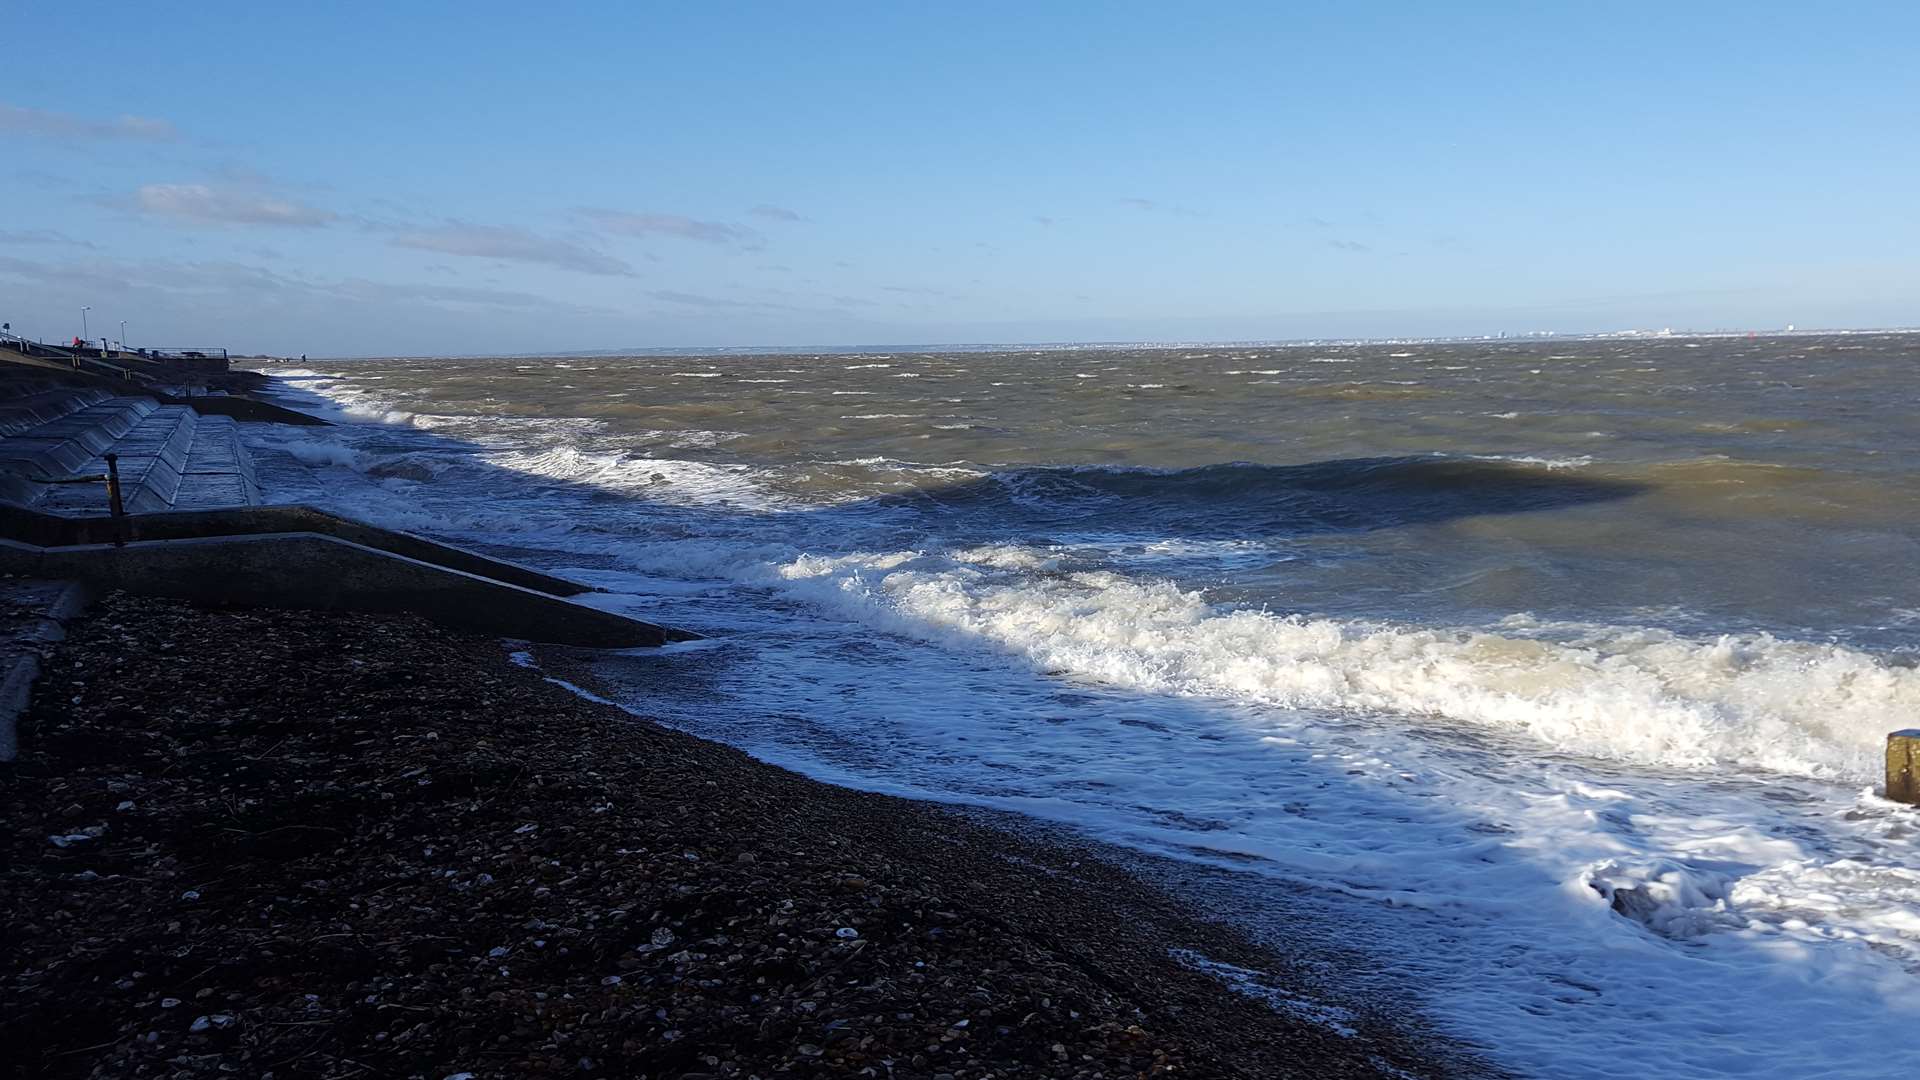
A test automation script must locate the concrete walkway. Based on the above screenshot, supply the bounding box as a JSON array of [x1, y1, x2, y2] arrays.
[[0, 577, 87, 761]]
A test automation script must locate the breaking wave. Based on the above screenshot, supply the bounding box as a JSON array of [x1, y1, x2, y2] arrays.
[[770, 546, 1913, 781]]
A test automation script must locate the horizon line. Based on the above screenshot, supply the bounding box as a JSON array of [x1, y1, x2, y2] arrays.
[[278, 324, 1920, 362]]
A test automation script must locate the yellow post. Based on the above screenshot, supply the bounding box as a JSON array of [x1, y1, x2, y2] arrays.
[[1889, 731, 1920, 805]]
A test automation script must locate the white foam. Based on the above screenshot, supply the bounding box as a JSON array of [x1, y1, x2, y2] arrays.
[[275, 436, 365, 469], [1169, 949, 1359, 1037], [772, 549, 1912, 781], [1470, 453, 1594, 469], [666, 430, 746, 449], [489, 445, 778, 508], [705, 545, 1919, 1079]]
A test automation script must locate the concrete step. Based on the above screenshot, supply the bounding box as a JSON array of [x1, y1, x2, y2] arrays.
[[0, 388, 112, 437], [36, 405, 198, 514], [0, 396, 263, 514], [173, 415, 261, 508], [0, 397, 158, 480]]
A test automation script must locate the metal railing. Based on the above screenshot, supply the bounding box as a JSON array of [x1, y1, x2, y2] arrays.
[[0, 333, 151, 382], [144, 347, 230, 361], [0, 331, 73, 359]]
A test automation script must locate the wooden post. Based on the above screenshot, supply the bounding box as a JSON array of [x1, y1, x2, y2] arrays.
[[103, 453, 127, 547], [1889, 731, 1920, 805]]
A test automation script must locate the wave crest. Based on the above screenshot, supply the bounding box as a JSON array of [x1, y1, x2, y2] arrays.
[[774, 547, 1913, 781]]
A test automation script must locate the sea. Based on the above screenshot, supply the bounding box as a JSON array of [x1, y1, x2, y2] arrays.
[[250, 332, 1920, 1078]]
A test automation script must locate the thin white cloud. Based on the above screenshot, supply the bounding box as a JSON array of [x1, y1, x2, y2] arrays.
[[577, 208, 763, 248], [748, 204, 806, 222], [651, 289, 762, 309], [649, 288, 877, 315], [0, 251, 643, 354], [0, 253, 612, 316], [0, 228, 97, 249], [129, 183, 337, 228], [0, 103, 179, 141], [390, 222, 633, 276], [1120, 196, 1199, 217]]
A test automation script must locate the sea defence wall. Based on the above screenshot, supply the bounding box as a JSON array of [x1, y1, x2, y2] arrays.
[[0, 532, 692, 648], [158, 394, 330, 426], [0, 346, 327, 426], [0, 503, 591, 597], [0, 362, 696, 651], [0, 397, 262, 512]]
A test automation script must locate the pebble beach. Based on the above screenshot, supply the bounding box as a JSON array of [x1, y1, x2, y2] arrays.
[[1, 592, 1486, 1079]]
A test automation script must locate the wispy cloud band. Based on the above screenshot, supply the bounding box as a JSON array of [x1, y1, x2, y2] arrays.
[[129, 184, 337, 228], [577, 208, 763, 248], [0, 104, 178, 141], [390, 222, 634, 276]]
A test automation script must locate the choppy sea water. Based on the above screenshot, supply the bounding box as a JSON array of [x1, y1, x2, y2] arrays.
[[252, 334, 1920, 1078]]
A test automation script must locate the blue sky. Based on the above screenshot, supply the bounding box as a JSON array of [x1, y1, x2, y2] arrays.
[[3, 2, 1916, 355]]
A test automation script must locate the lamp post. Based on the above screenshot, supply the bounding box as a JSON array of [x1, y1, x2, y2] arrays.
[[119, 320, 126, 350], [81, 306, 90, 346]]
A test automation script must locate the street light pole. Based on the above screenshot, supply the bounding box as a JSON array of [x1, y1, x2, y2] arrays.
[[81, 306, 90, 345], [119, 320, 127, 351]]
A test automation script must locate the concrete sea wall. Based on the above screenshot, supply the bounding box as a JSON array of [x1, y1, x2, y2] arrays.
[[0, 532, 693, 648]]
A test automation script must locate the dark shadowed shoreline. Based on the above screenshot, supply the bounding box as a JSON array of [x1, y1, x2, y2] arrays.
[[0, 593, 1499, 1079]]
